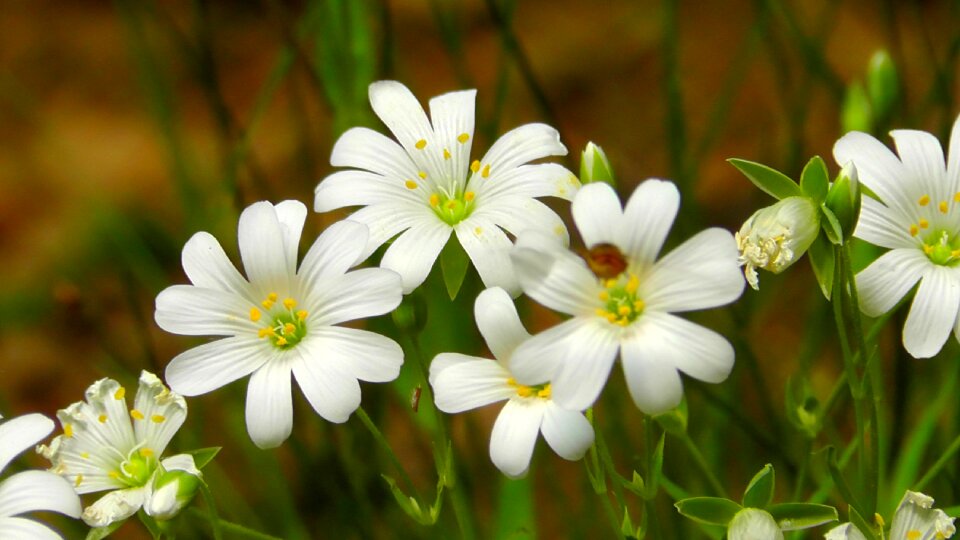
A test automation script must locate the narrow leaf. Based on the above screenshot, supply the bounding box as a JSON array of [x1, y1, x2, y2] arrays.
[[675, 497, 742, 526], [186, 446, 222, 469], [821, 205, 844, 245], [807, 234, 835, 299], [800, 156, 829, 203], [728, 158, 802, 200], [741, 464, 775, 509], [85, 522, 125, 540], [849, 506, 880, 540], [767, 502, 838, 530], [439, 235, 470, 300]]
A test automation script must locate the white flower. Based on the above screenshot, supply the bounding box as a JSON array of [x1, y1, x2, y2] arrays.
[[824, 490, 955, 540], [155, 201, 404, 448], [314, 80, 580, 294], [736, 196, 820, 290], [0, 414, 81, 539], [509, 180, 745, 413], [835, 115, 960, 358], [37, 372, 199, 528], [728, 508, 785, 540], [429, 287, 594, 478]]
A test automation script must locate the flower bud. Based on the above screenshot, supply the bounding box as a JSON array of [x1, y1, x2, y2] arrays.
[[144, 469, 201, 521], [825, 163, 861, 241], [579, 142, 615, 186], [736, 196, 820, 290], [867, 50, 898, 123], [728, 508, 784, 540]]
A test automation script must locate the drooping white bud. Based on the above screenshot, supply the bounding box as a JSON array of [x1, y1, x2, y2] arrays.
[[736, 196, 820, 289]]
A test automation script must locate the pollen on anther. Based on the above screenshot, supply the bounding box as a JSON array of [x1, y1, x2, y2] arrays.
[[415, 139, 427, 150], [250, 307, 262, 322], [418, 171, 427, 179], [910, 225, 920, 236], [464, 191, 475, 201], [954, 192, 960, 203], [130, 409, 145, 421], [283, 298, 297, 310], [940, 201, 949, 213], [475, 227, 483, 235], [151, 414, 165, 423], [617, 306, 631, 316], [919, 194, 931, 206], [537, 386, 551, 399], [262, 299, 274, 309], [267, 293, 278, 302], [446, 200, 457, 210], [80, 452, 89, 459], [64, 424, 74, 438], [405, 180, 418, 190], [470, 160, 480, 173], [75, 474, 83, 487], [429, 194, 440, 207], [108, 471, 120, 480], [919, 219, 930, 229], [598, 291, 609, 301], [923, 244, 934, 255], [283, 323, 296, 335], [457, 133, 470, 144], [443, 148, 451, 160], [140, 448, 154, 457], [595, 308, 609, 318], [276, 336, 288, 346], [114, 387, 126, 400], [296, 310, 308, 321], [258, 327, 274, 339], [98, 414, 107, 424], [481, 164, 491, 178]]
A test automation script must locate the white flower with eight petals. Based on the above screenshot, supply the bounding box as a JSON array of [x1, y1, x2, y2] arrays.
[[315, 80, 580, 294]]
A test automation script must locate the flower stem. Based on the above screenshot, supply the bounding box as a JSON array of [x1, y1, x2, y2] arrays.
[[187, 508, 283, 540], [677, 432, 727, 498], [915, 431, 960, 491], [356, 405, 420, 501]]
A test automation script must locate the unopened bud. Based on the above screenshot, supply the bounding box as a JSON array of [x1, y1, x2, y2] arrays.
[[736, 197, 820, 290], [867, 50, 898, 123], [144, 469, 201, 521], [825, 163, 861, 241], [728, 508, 784, 540], [579, 142, 615, 186]]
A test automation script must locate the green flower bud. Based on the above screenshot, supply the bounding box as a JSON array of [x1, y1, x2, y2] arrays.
[[391, 294, 427, 335], [736, 196, 820, 290], [842, 81, 873, 134], [144, 469, 201, 521], [867, 50, 898, 123], [579, 142, 615, 186], [825, 163, 861, 241]]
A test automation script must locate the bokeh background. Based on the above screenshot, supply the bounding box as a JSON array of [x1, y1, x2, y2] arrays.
[[2, 0, 959, 538]]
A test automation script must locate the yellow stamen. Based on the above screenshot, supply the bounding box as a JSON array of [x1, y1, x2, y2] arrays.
[[537, 385, 552, 399], [64, 424, 74, 438], [114, 387, 126, 400], [283, 298, 296, 310], [618, 306, 631, 316], [464, 191, 475, 202], [262, 299, 274, 309], [940, 200, 949, 213], [151, 414, 165, 423], [283, 323, 296, 335], [625, 275, 640, 294], [80, 452, 89, 459], [429, 194, 440, 207], [276, 336, 288, 346], [923, 244, 934, 255], [633, 300, 645, 311], [955, 192, 960, 202], [258, 327, 274, 339], [606, 313, 618, 323], [952, 249, 960, 258], [919, 194, 931, 206], [482, 164, 491, 178], [443, 148, 451, 160], [130, 409, 144, 421], [139, 448, 154, 457], [516, 385, 535, 398], [415, 139, 427, 150], [475, 227, 483, 235], [457, 133, 470, 144], [446, 200, 457, 209], [74, 474, 83, 487], [920, 218, 930, 229], [470, 160, 480, 173], [616, 318, 630, 327], [907, 531, 921, 540], [598, 291, 609, 301], [595, 308, 609, 318], [910, 225, 919, 236], [267, 293, 278, 302], [296, 310, 308, 321], [405, 180, 418, 190], [108, 471, 120, 480], [605, 279, 618, 288], [249, 307, 261, 322], [98, 414, 107, 424], [418, 171, 427, 179]]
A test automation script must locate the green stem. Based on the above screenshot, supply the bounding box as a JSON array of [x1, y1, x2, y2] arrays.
[[915, 432, 960, 491], [356, 406, 420, 501], [643, 419, 662, 538], [187, 508, 283, 540], [677, 432, 727, 498]]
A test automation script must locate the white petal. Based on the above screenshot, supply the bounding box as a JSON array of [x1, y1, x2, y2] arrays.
[[298, 220, 369, 292], [512, 318, 619, 411], [571, 182, 624, 248], [489, 399, 546, 478], [299, 326, 403, 383], [620, 328, 684, 414], [428, 353, 475, 386], [291, 352, 360, 424], [82, 487, 146, 528], [181, 232, 252, 300], [511, 238, 600, 316], [891, 129, 947, 203], [314, 170, 419, 211], [0, 471, 81, 518], [478, 123, 566, 174], [455, 217, 517, 294], [473, 196, 569, 243], [471, 163, 579, 201], [380, 220, 451, 293], [642, 228, 745, 313], [855, 248, 928, 317], [159, 454, 200, 474], [347, 202, 431, 259], [428, 89, 476, 188], [430, 354, 513, 413], [328, 126, 419, 180], [628, 311, 734, 384], [540, 404, 594, 461], [368, 81, 440, 176], [727, 508, 784, 540], [834, 131, 913, 215], [238, 201, 292, 294], [854, 196, 916, 250], [165, 336, 269, 396], [619, 179, 680, 266], [311, 267, 403, 326], [154, 285, 253, 336], [132, 372, 187, 456], [903, 265, 960, 358], [947, 113, 960, 195], [274, 200, 307, 273], [474, 287, 530, 362], [824, 523, 869, 540], [0, 414, 53, 474], [0, 517, 65, 540], [245, 361, 293, 448]]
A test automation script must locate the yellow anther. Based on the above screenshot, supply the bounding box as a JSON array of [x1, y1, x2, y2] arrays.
[[80, 452, 89, 459], [418, 171, 427, 179], [625, 275, 640, 294], [482, 164, 491, 178], [537, 385, 552, 399], [98, 414, 107, 424], [130, 409, 144, 421], [475, 227, 483, 235], [924, 244, 935, 255], [940, 200, 949, 213], [952, 249, 960, 258], [151, 414, 165, 423], [470, 160, 480, 173], [506, 377, 517, 386], [74, 474, 83, 487], [605, 279, 618, 288], [464, 191, 475, 202], [64, 424, 74, 438], [516, 385, 535, 398], [276, 336, 288, 346], [267, 293, 278, 302], [283, 323, 296, 335], [258, 327, 274, 339], [633, 300, 645, 311], [283, 298, 296, 310], [920, 218, 930, 229], [598, 291, 609, 301], [296, 310, 308, 321], [108, 471, 120, 480], [618, 306, 631, 316], [249, 307, 261, 322], [443, 148, 451, 160], [457, 133, 470, 144], [114, 387, 126, 400], [955, 192, 960, 202], [606, 313, 618, 323], [415, 139, 427, 150], [429, 194, 440, 207], [139, 447, 154, 457], [446, 200, 457, 209], [262, 299, 274, 309], [405, 180, 418, 190], [595, 308, 609, 318], [910, 225, 920, 236], [919, 194, 931, 206], [616, 318, 630, 327], [907, 531, 921, 540]]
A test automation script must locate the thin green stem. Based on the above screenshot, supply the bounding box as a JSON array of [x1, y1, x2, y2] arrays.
[[643, 418, 662, 538], [356, 406, 420, 501], [187, 508, 284, 540], [677, 433, 726, 498], [915, 432, 960, 491]]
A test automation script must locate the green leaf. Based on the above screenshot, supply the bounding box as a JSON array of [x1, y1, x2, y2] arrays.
[[653, 398, 688, 435], [623, 470, 646, 497], [800, 156, 829, 203], [675, 497, 742, 526], [767, 503, 838, 530], [621, 508, 637, 539], [807, 234, 835, 299], [185, 447, 221, 469], [849, 506, 880, 540], [728, 158, 802, 200], [439, 235, 470, 300], [821, 205, 844, 245], [85, 522, 125, 540], [138, 510, 163, 539], [741, 464, 775, 509], [825, 446, 863, 517]]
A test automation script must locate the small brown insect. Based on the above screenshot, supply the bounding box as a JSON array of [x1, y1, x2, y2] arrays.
[[411, 386, 422, 412], [585, 243, 628, 279]]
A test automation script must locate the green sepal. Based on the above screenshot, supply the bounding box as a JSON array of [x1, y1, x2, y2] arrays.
[[800, 156, 829, 203], [645, 430, 665, 500], [439, 235, 470, 300], [653, 398, 688, 435], [821, 205, 844, 245], [138, 510, 164, 539], [849, 506, 880, 540], [807, 234, 835, 299], [580, 142, 616, 186], [85, 521, 125, 540], [842, 81, 873, 133], [621, 508, 638, 539], [728, 158, 802, 200], [767, 503, 838, 530], [382, 474, 441, 526], [623, 470, 646, 497], [674, 497, 742, 526], [741, 464, 775, 509], [184, 447, 221, 469]]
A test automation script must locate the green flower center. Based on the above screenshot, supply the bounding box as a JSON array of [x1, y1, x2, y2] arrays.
[[429, 191, 476, 225], [595, 273, 645, 326], [114, 448, 157, 487], [249, 293, 309, 349], [921, 230, 960, 266]]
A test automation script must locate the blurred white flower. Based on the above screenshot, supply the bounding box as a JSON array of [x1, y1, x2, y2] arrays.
[[824, 490, 955, 540], [429, 287, 593, 478], [315, 80, 579, 294], [835, 114, 960, 358], [155, 201, 404, 448], [510, 180, 745, 413], [38, 372, 199, 528]]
